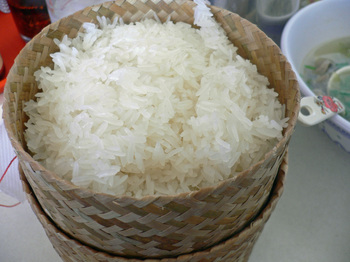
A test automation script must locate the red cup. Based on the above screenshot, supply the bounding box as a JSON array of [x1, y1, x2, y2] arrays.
[[7, 0, 51, 42], [0, 53, 5, 81]]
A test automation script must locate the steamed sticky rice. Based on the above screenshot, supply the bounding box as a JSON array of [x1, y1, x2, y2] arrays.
[[24, 2, 288, 197]]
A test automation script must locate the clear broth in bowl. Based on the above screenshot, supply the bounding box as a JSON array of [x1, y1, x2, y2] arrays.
[[301, 36, 350, 120]]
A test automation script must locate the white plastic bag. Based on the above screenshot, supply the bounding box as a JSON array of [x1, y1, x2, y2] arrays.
[[45, 0, 108, 22]]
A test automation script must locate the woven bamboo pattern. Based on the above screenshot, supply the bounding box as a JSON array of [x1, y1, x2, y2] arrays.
[[19, 152, 288, 262], [3, 0, 299, 258]]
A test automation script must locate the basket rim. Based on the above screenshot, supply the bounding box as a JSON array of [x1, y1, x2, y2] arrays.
[[3, 0, 299, 202], [20, 151, 288, 261]]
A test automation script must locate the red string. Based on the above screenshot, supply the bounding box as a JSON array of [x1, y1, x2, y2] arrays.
[[0, 156, 17, 183], [0, 202, 21, 208], [0, 155, 21, 208]]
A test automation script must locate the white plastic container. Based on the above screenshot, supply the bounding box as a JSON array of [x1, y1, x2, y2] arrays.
[[281, 0, 350, 153], [257, 0, 300, 45], [257, 0, 300, 25]]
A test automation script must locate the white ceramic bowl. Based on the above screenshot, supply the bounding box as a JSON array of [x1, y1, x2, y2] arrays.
[[281, 0, 350, 153]]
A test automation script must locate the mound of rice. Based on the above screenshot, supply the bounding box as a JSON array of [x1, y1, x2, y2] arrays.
[[24, 1, 288, 197]]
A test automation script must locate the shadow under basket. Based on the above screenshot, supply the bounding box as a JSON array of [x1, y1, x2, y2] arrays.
[[4, 0, 299, 258], [20, 152, 288, 262]]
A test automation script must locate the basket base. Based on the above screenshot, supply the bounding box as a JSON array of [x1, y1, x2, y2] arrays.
[[18, 152, 288, 262]]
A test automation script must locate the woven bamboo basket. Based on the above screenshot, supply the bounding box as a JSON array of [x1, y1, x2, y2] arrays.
[[19, 152, 288, 262], [3, 0, 299, 258]]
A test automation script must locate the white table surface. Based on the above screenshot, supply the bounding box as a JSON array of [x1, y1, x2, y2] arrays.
[[1, 114, 350, 261]]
